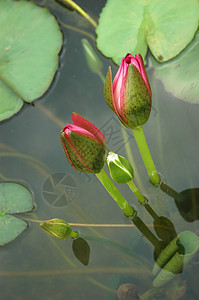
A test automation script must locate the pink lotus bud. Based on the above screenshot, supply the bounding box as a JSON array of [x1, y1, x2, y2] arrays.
[[60, 113, 107, 173], [104, 53, 152, 129]]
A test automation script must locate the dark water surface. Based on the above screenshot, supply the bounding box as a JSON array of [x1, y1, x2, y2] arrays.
[[0, 1, 199, 299]]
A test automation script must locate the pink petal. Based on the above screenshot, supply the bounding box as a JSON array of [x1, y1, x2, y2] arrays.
[[125, 53, 141, 73], [72, 113, 106, 146], [135, 54, 151, 98], [113, 57, 128, 114]]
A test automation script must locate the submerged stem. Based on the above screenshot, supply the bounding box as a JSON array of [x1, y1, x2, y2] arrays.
[[62, 0, 97, 28], [95, 168, 136, 217], [132, 126, 160, 185]]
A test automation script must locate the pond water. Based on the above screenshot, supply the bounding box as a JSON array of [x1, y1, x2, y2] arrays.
[[1, 0, 199, 299]]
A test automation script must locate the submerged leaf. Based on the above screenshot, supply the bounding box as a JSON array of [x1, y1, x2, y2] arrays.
[[96, 0, 199, 64], [153, 231, 199, 287], [72, 238, 90, 266], [0, 0, 62, 121]]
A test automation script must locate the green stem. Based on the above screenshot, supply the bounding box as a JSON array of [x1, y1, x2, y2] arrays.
[[132, 126, 160, 185], [95, 168, 136, 217], [144, 203, 159, 220], [160, 182, 179, 199], [62, 0, 97, 28], [132, 216, 159, 248], [127, 181, 146, 204]]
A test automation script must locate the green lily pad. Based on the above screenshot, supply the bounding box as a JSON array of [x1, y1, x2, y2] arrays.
[[96, 0, 199, 65], [149, 32, 199, 103], [0, 182, 34, 245], [0, 214, 27, 246], [0, 182, 34, 213], [0, 80, 23, 121], [0, 0, 62, 121]]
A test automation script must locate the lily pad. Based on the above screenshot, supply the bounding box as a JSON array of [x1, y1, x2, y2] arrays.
[[96, 0, 199, 65], [0, 182, 34, 213], [0, 214, 28, 246], [149, 32, 199, 103], [0, 182, 34, 246], [0, 0, 62, 121]]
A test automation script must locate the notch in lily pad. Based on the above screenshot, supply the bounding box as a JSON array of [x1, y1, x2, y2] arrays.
[[96, 0, 199, 64], [0, 182, 34, 246], [0, 0, 63, 121]]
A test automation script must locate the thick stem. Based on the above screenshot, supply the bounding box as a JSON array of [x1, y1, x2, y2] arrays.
[[95, 169, 136, 217], [132, 126, 160, 185], [127, 181, 146, 204], [132, 216, 160, 248], [62, 0, 97, 28], [160, 182, 179, 199], [144, 204, 159, 220]]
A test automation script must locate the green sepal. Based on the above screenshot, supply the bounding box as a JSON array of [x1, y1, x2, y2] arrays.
[[40, 218, 73, 239], [107, 152, 134, 184], [122, 64, 151, 128], [69, 131, 107, 174], [104, 67, 115, 111]]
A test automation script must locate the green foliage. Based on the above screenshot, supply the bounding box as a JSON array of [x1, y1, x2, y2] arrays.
[[150, 32, 199, 103], [72, 237, 90, 266], [0, 0, 63, 121], [0, 182, 34, 245], [96, 0, 199, 65], [153, 231, 199, 287]]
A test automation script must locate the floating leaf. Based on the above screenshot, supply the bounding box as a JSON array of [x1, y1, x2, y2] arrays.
[[72, 237, 90, 266], [0, 215, 27, 246], [0, 80, 23, 121], [0, 182, 34, 246], [0, 182, 34, 213], [0, 0, 63, 121], [149, 32, 199, 103], [96, 0, 199, 65]]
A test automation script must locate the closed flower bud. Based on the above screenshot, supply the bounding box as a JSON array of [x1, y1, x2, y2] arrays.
[[107, 152, 134, 184], [104, 53, 152, 129], [40, 218, 73, 239], [60, 113, 107, 173]]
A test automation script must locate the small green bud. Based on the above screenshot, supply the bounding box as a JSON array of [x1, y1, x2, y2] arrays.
[[82, 39, 103, 74], [40, 218, 76, 239], [107, 152, 134, 184]]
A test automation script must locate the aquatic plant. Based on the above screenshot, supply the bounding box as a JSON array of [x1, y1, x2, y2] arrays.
[[1, 0, 199, 299]]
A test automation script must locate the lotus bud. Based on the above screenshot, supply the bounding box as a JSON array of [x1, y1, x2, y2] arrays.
[[60, 113, 107, 173], [40, 218, 78, 239], [104, 53, 152, 129], [106, 151, 134, 184]]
